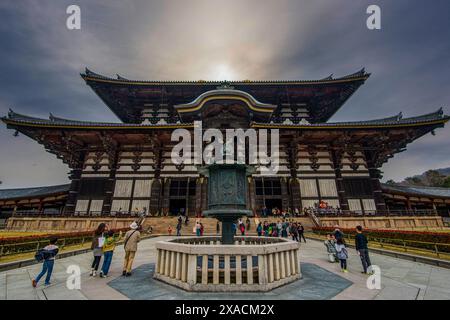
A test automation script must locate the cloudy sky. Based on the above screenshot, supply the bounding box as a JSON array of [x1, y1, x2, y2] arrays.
[[0, 0, 449, 188]]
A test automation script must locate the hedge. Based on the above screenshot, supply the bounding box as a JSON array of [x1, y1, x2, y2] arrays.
[[312, 226, 450, 254]]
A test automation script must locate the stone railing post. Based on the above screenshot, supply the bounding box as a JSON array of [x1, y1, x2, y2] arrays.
[[247, 255, 253, 284], [187, 254, 197, 285], [236, 255, 242, 284]]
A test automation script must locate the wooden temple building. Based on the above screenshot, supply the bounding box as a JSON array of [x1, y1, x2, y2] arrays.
[[1, 68, 449, 218]]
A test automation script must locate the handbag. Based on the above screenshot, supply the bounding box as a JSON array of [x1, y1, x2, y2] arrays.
[[98, 236, 105, 248]]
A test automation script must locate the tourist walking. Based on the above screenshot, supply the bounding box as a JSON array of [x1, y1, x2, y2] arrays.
[[298, 223, 306, 243], [90, 223, 107, 277], [263, 221, 269, 237], [246, 217, 251, 231], [195, 221, 201, 236], [290, 223, 299, 242], [32, 237, 59, 287], [355, 225, 372, 274], [100, 230, 117, 278], [281, 222, 288, 238], [216, 221, 220, 234], [239, 222, 245, 236], [200, 222, 204, 236], [176, 219, 182, 236], [122, 222, 141, 277], [335, 238, 348, 272], [256, 222, 263, 236]]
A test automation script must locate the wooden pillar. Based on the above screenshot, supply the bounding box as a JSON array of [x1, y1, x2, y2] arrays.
[[332, 149, 349, 211], [195, 178, 203, 215], [364, 150, 387, 212], [201, 178, 208, 213], [247, 177, 257, 213], [280, 178, 289, 210], [65, 153, 85, 214], [290, 178, 301, 212], [102, 149, 118, 215], [162, 178, 171, 215], [149, 178, 162, 215]]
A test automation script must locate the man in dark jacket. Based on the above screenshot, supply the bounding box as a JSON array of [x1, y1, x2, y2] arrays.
[[355, 225, 372, 274]]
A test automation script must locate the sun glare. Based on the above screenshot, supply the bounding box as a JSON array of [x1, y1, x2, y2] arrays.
[[209, 64, 237, 81]]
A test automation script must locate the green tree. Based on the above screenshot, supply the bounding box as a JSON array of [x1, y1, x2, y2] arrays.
[[404, 176, 424, 186], [423, 170, 446, 187], [440, 176, 450, 188]]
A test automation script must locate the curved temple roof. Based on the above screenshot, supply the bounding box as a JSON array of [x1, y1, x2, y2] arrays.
[[80, 68, 371, 124], [382, 183, 450, 199], [81, 67, 370, 85], [3, 108, 448, 130], [0, 184, 70, 201]]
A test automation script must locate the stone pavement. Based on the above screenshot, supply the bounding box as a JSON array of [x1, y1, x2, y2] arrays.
[[0, 236, 449, 300]]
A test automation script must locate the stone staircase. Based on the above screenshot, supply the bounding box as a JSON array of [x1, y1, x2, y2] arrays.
[[141, 216, 317, 235]]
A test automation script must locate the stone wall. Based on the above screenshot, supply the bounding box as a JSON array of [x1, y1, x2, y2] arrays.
[[319, 216, 445, 229], [5, 215, 445, 234]]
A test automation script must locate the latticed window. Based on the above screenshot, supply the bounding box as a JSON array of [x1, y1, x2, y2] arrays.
[[169, 180, 196, 197], [255, 178, 282, 196], [343, 178, 373, 197]]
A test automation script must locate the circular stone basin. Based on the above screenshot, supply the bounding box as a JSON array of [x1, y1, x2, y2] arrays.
[[154, 236, 301, 292]]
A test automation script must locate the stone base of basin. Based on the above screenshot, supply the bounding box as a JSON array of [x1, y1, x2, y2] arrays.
[[154, 236, 301, 292]]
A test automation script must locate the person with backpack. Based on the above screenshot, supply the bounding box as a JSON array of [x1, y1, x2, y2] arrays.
[[355, 225, 372, 274], [100, 230, 118, 278], [90, 223, 107, 277], [256, 222, 263, 236], [123, 222, 141, 276], [32, 237, 59, 287], [335, 238, 349, 273]]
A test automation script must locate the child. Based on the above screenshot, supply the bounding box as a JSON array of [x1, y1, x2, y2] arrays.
[[324, 234, 338, 263], [32, 237, 59, 287], [100, 230, 117, 278], [335, 238, 349, 272], [168, 225, 173, 236]]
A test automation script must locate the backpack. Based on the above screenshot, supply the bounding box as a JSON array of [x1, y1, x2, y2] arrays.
[[337, 246, 348, 260], [35, 249, 49, 262]]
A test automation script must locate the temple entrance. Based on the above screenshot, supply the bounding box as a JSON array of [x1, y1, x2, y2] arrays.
[[169, 199, 186, 216], [264, 198, 282, 212]]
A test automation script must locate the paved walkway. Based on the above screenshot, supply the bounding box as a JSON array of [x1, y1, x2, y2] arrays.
[[1, 236, 449, 300]]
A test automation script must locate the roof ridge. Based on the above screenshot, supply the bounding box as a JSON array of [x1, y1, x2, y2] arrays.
[[80, 68, 370, 84]]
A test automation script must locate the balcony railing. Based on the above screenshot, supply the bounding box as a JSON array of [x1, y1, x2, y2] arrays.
[[9, 208, 442, 218]]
